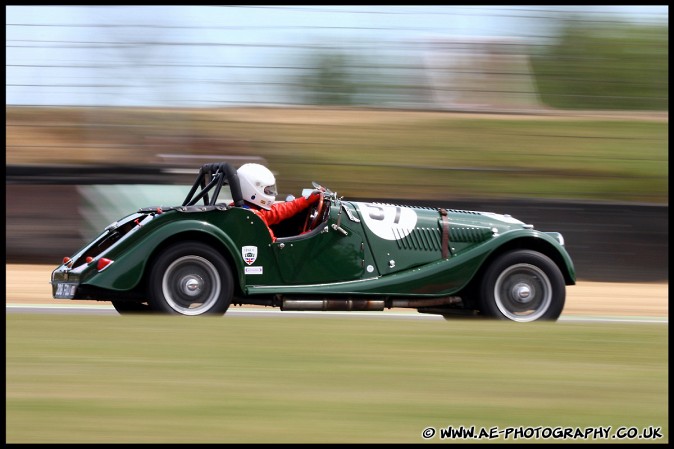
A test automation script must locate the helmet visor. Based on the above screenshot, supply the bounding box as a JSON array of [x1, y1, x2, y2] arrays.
[[264, 184, 277, 196]]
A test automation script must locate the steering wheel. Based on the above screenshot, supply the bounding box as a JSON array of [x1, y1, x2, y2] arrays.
[[302, 190, 325, 233]]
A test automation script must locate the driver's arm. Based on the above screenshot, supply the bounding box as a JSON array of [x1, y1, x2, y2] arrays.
[[260, 191, 320, 226]]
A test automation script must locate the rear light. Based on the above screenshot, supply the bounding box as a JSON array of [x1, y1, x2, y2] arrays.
[[97, 258, 114, 272], [63, 257, 71, 264], [86, 257, 93, 263]]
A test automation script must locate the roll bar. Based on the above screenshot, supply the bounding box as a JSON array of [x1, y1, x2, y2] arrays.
[[182, 162, 244, 207]]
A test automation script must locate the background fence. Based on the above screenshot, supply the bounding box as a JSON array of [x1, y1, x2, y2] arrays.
[[6, 6, 668, 110]]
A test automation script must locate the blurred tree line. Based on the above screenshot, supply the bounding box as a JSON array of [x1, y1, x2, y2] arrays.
[[295, 19, 668, 111], [531, 19, 668, 110]]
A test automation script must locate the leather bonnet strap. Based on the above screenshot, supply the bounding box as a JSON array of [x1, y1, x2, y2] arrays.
[[439, 208, 450, 259]]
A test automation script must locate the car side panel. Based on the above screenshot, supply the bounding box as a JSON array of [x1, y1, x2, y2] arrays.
[[269, 202, 373, 284], [247, 229, 574, 297], [355, 202, 447, 274]]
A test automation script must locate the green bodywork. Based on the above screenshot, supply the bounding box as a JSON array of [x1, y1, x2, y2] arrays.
[[51, 195, 575, 302]]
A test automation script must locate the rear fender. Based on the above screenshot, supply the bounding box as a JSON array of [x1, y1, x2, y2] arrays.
[[83, 221, 245, 292]]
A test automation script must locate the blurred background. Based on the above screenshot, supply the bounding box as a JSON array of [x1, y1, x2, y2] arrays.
[[5, 5, 668, 281]]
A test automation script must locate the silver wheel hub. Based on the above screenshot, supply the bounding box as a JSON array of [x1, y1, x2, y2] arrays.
[[180, 275, 203, 297], [511, 282, 532, 303]]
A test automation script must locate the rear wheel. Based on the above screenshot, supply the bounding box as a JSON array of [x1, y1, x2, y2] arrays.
[[148, 242, 233, 316], [479, 250, 565, 322]]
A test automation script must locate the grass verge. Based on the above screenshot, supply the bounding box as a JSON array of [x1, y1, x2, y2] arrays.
[[6, 314, 668, 443]]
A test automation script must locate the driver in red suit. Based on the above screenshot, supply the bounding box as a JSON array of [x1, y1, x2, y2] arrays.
[[237, 163, 321, 241]]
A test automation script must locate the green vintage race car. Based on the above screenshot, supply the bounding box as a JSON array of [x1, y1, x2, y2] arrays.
[[51, 162, 575, 321]]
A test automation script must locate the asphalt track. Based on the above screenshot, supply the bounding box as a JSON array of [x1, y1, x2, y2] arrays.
[[5, 304, 667, 324], [6, 264, 667, 323]]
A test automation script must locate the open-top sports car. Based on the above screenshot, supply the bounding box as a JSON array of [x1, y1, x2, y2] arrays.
[[51, 162, 575, 322]]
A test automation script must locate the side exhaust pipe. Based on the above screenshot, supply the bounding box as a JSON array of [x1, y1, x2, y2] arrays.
[[279, 296, 461, 311], [281, 299, 385, 311], [391, 297, 461, 308]]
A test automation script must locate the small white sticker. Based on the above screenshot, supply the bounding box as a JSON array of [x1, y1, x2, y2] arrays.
[[366, 265, 374, 273], [242, 246, 258, 265], [245, 266, 263, 275]]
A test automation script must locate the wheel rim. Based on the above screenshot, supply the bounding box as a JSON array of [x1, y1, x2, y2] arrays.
[[493, 263, 552, 322], [161, 255, 221, 315]]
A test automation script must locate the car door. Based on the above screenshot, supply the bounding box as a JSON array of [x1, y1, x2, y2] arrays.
[[270, 202, 376, 284]]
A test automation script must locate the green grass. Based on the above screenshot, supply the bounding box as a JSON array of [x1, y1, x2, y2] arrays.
[[6, 314, 668, 443], [6, 107, 669, 204], [210, 115, 669, 203]]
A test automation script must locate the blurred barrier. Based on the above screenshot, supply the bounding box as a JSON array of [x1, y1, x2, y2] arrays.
[[78, 184, 202, 240], [6, 154, 266, 185], [6, 182, 667, 283], [6, 164, 168, 185], [385, 197, 668, 284]]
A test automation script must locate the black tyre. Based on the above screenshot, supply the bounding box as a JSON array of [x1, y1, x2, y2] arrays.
[[479, 250, 565, 322], [111, 300, 152, 315], [442, 310, 478, 320], [148, 242, 234, 316]]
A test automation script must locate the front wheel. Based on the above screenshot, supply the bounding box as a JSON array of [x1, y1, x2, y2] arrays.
[[479, 250, 565, 322], [148, 242, 234, 316]]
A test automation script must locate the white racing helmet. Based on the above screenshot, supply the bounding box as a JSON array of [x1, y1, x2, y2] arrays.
[[237, 163, 277, 210]]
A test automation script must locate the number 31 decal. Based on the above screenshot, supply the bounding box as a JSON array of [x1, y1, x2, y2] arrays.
[[358, 203, 418, 240]]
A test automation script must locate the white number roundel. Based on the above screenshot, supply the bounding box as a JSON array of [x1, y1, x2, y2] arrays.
[[358, 203, 417, 240]]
